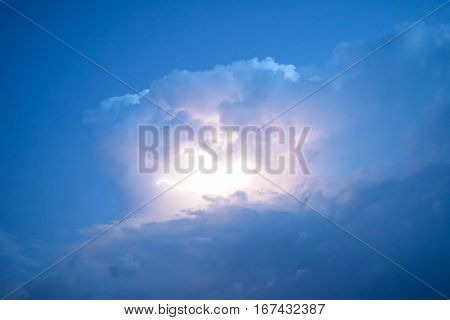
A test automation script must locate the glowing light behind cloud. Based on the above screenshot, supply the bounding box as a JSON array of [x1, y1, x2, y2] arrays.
[[84, 57, 324, 225]]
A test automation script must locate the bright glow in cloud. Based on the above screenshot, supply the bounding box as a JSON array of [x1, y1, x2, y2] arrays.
[[84, 57, 322, 224]]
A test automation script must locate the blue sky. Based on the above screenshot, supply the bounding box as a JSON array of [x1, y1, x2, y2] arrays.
[[1, 0, 450, 299]]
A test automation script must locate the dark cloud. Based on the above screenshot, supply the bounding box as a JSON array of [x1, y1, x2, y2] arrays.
[[4, 161, 449, 299]]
